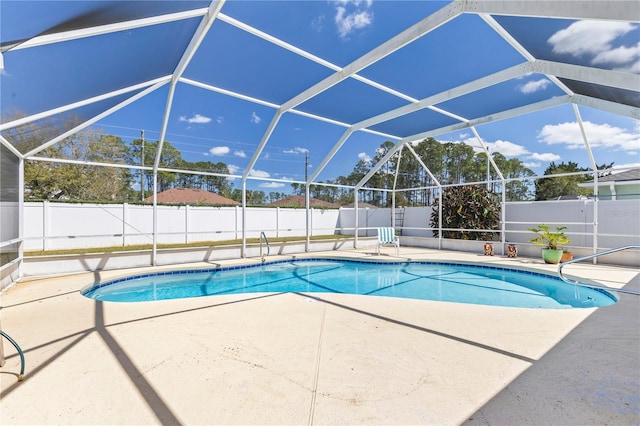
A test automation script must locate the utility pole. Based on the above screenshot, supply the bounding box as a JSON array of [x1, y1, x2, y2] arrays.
[[305, 151, 309, 196], [305, 151, 308, 181], [141, 130, 145, 202]]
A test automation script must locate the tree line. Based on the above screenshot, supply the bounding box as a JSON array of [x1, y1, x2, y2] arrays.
[[11, 118, 606, 204]]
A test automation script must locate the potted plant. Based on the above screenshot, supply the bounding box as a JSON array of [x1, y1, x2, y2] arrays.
[[561, 250, 574, 263], [528, 224, 570, 264]]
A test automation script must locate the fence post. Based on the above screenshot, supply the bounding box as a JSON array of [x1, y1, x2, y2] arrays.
[[276, 207, 280, 238], [235, 205, 239, 240], [42, 200, 50, 251], [185, 205, 190, 244], [123, 203, 128, 246]]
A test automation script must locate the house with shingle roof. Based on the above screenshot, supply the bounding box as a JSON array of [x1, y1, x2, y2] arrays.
[[578, 169, 640, 200], [268, 195, 339, 208], [145, 188, 239, 205]]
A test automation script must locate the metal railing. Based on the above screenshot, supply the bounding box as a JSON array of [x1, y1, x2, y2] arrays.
[[259, 231, 270, 263], [558, 245, 640, 296], [0, 330, 25, 382]]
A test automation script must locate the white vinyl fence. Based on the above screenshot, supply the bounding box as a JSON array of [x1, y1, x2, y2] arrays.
[[23, 199, 639, 252], [24, 202, 341, 251]]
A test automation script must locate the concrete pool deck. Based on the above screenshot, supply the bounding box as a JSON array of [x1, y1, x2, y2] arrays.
[[1, 247, 639, 425]]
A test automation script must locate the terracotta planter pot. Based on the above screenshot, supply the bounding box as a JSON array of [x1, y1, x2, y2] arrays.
[[561, 252, 574, 263], [542, 249, 563, 264]]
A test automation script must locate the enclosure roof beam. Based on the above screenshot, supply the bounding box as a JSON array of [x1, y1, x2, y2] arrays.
[[247, 0, 462, 188], [23, 80, 168, 158], [354, 62, 528, 131], [154, 1, 225, 170], [236, 0, 460, 182], [1, 8, 208, 53], [355, 142, 406, 190], [404, 95, 571, 144], [392, 146, 404, 192], [0, 76, 171, 132], [172, 1, 225, 84], [280, 0, 462, 112], [533, 60, 640, 92], [470, 126, 505, 181], [0, 135, 23, 159], [242, 111, 283, 180], [463, 0, 640, 22], [573, 105, 598, 172], [309, 127, 355, 183], [479, 14, 574, 98], [404, 143, 442, 188], [572, 94, 640, 119], [219, 13, 419, 104]]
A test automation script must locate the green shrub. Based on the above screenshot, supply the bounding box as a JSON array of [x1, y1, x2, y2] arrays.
[[430, 185, 500, 240]]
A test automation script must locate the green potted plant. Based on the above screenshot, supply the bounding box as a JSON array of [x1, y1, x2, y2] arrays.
[[528, 224, 570, 264]]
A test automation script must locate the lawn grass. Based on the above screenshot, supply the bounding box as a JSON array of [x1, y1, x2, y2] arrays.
[[24, 234, 354, 257]]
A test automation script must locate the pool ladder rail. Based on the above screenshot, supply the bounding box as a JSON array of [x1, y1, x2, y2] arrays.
[[259, 231, 270, 263], [558, 245, 640, 296], [0, 329, 25, 382]]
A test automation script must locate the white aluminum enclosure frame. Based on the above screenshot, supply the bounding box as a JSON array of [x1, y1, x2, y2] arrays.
[[0, 0, 638, 275]]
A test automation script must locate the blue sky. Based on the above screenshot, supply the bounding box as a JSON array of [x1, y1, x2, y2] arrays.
[[1, 1, 639, 193]]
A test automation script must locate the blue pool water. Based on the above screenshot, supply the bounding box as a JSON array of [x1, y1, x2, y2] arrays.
[[82, 259, 617, 308]]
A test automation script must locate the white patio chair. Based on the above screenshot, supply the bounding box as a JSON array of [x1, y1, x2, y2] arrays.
[[377, 227, 399, 256]]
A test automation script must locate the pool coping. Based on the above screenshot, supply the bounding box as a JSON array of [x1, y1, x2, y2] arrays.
[[2, 247, 638, 425]]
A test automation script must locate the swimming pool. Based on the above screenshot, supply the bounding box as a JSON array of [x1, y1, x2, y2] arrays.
[[82, 258, 617, 309]]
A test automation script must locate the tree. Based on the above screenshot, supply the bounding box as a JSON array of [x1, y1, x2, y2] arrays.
[[491, 153, 535, 201], [534, 161, 611, 201], [136, 140, 183, 193], [23, 126, 134, 201]]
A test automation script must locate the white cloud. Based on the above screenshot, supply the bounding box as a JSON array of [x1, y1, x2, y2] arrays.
[[592, 42, 640, 72], [463, 137, 530, 157], [260, 182, 285, 188], [216, 116, 224, 124], [462, 136, 561, 167], [518, 78, 551, 94], [358, 152, 371, 162], [538, 121, 640, 151], [283, 147, 309, 154], [592, 41, 640, 64], [209, 146, 230, 156], [311, 15, 325, 32], [251, 112, 261, 124], [548, 21, 639, 69], [227, 164, 240, 174], [529, 152, 562, 162], [487, 140, 531, 157], [179, 113, 212, 124], [249, 169, 270, 178], [334, 0, 373, 38], [234, 150, 246, 158]]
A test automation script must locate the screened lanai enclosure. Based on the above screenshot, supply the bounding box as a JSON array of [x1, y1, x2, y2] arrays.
[[1, 1, 639, 286]]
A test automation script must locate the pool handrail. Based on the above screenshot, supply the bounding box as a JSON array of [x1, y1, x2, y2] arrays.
[[259, 231, 270, 262], [0, 329, 25, 382], [558, 245, 640, 296]]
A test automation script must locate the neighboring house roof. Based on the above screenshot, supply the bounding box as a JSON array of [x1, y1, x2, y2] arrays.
[[580, 169, 640, 186], [145, 188, 239, 205], [268, 195, 340, 208]]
